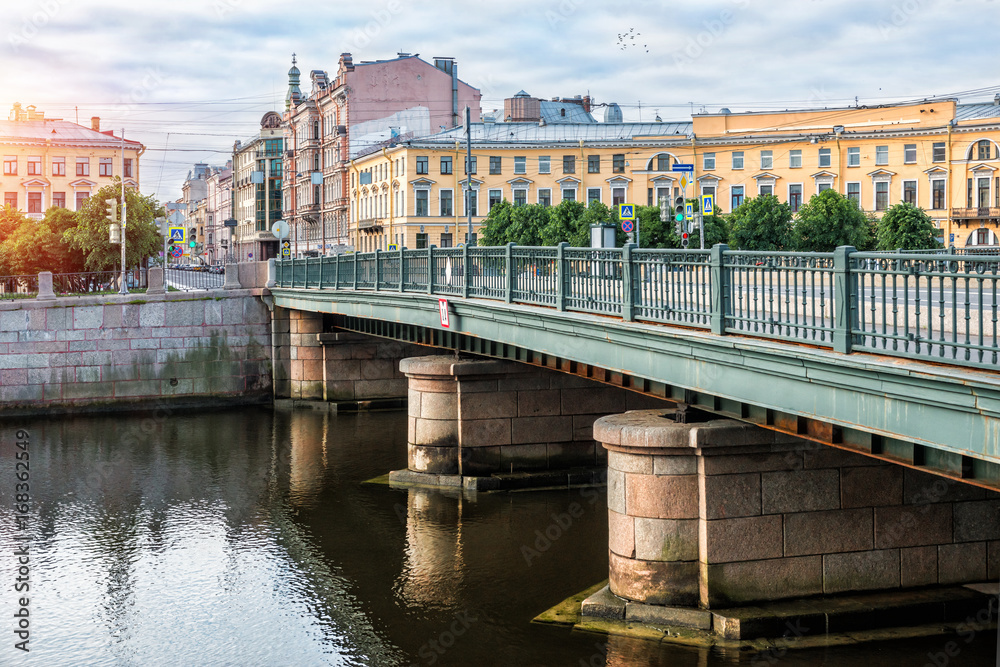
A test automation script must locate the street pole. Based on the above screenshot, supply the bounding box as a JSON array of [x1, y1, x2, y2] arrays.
[[699, 208, 705, 250], [119, 130, 128, 294], [465, 106, 472, 246]]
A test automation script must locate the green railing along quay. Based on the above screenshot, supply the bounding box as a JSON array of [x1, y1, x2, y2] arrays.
[[276, 244, 1000, 369]]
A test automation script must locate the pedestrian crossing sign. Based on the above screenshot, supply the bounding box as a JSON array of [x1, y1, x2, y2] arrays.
[[388, 243, 399, 251], [619, 204, 634, 220], [168, 227, 185, 243]]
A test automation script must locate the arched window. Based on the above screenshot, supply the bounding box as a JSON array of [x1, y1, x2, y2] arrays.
[[647, 153, 672, 171], [977, 139, 992, 161]]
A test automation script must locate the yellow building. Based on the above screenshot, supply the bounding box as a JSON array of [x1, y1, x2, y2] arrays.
[[0, 103, 143, 220], [349, 97, 1000, 250]]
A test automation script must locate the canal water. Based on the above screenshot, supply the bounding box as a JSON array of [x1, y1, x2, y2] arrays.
[[0, 406, 995, 666]]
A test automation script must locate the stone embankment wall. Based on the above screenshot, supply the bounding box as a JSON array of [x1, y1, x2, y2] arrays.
[[0, 284, 272, 414]]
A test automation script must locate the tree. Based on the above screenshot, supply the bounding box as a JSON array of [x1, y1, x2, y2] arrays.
[[875, 202, 939, 251], [0, 206, 31, 274], [728, 194, 793, 251], [792, 189, 872, 252], [63, 181, 165, 270]]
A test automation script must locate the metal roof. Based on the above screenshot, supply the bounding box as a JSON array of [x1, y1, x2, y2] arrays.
[[0, 119, 142, 147], [405, 121, 693, 146], [539, 100, 596, 124], [955, 103, 1000, 121]]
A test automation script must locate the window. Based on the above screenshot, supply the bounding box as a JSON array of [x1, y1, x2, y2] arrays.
[[613, 153, 625, 173], [847, 147, 860, 167], [465, 156, 477, 174], [490, 156, 502, 174], [4, 192, 15, 208], [967, 178, 973, 207], [514, 189, 527, 206], [440, 157, 452, 174], [465, 232, 478, 246], [789, 184, 803, 212], [52, 157, 65, 176], [703, 153, 716, 170], [759, 184, 773, 196], [53, 192, 65, 208], [875, 181, 889, 211], [760, 150, 773, 169], [932, 142, 946, 163], [76, 157, 89, 176], [465, 189, 478, 216], [416, 156, 428, 174], [562, 188, 576, 202], [656, 154, 670, 171], [818, 148, 831, 168], [789, 150, 801, 168], [539, 156, 550, 174], [847, 182, 861, 205], [817, 182, 832, 193], [440, 189, 453, 216], [731, 185, 744, 210], [612, 187, 626, 206], [563, 155, 575, 174], [588, 155, 600, 173], [977, 139, 992, 161], [27, 156, 41, 175], [99, 157, 113, 177], [903, 180, 917, 205], [415, 190, 429, 216], [587, 188, 601, 205], [514, 156, 526, 174], [538, 188, 551, 207], [3, 156, 16, 175], [439, 233, 453, 248], [124, 158, 133, 178], [701, 186, 716, 203], [27, 192, 41, 213], [415, 233, 428, 249], [75, 191, 88, 210], [978, 177, 990, 208], [732, 151, 744, 169], [904, 144, 917, 164], [932, 179, 945, 209], [875, 146, 888, 166]]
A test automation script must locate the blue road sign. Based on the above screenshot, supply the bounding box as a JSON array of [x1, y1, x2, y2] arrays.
[[702, 194, 714, 215], [685, 202, 694, 220], [619, 204, 635, 220], [168, 227, 185, 243], [622, 219, 634, 233], [673, 164, 694, 173]]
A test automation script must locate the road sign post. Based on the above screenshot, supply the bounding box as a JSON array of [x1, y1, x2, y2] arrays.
[[619, 204, 637, 246]]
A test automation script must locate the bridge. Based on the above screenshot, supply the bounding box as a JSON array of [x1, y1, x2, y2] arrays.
[[271, 243, 1000, 491]]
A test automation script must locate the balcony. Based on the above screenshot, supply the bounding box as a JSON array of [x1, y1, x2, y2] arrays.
[[357, 218, 384, 232], [952, 207, 1000, 221]]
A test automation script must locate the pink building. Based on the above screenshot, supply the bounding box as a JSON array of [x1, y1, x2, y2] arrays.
[[282, 53, 482, 256]]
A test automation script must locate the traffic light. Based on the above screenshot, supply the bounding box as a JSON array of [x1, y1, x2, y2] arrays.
[[104, 198, 118, 223], [674, 195, 685, 226], [681, 232, 689, 248]]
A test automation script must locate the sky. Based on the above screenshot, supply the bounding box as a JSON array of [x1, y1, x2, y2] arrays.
[[2, 0, 999, 203]]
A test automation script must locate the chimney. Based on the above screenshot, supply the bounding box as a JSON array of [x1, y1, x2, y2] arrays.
[[994, 93, 1000, 106], [91, 116, 100, 131]]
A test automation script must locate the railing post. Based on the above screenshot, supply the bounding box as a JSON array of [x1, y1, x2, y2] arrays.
[[318, 254, 325, 288], [833, 245, 857, 354], [556, 242, 568, 311], [505, 242, 515, 304], [462, 243, 470, 299], [710, 243, 730, 335], [334, 254, 340, 290], [399, 244, 405, 293], [374, 249, 381, 292], [428, 245, 436, 295], [622, 243, 635, 321], [352, 252, 358, 290]]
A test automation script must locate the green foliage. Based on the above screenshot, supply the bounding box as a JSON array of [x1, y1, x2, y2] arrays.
[[875, 202, 939, 251], [63, 181, 165, 270], [728, 195, 793, 251], [792, 189, 872, 252], [0, 208, 87, 275], [0, 206, 31, 274], [687, 213, 729, 249]]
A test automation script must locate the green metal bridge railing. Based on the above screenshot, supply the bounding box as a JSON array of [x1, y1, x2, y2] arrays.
[[275, 244, 1000, 369]]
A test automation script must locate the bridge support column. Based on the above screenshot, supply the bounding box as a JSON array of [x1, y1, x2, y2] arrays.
[[277, 309, 323, 400], [397, 355, 668, 487], [592, 408, 1000, 615]]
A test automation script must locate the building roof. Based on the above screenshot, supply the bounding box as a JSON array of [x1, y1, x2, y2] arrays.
[[0, 119, 142, 148], [955, 102, 1000, 121], [539, 100, 595, 124], [405, 121, 693, 147]]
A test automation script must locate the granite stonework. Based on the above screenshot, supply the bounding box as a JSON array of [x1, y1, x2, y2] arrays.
[[398, 355, 670, 479], [0, 288, 272, 413], [592, 408, 1000, 611]]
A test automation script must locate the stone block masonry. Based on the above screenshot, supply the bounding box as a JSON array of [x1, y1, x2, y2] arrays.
[[0, 289, 272, 413], [594, 408, 1000, 609]]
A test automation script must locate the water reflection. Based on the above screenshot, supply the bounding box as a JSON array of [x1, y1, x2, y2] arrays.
[[397, 488, 468, 609]]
